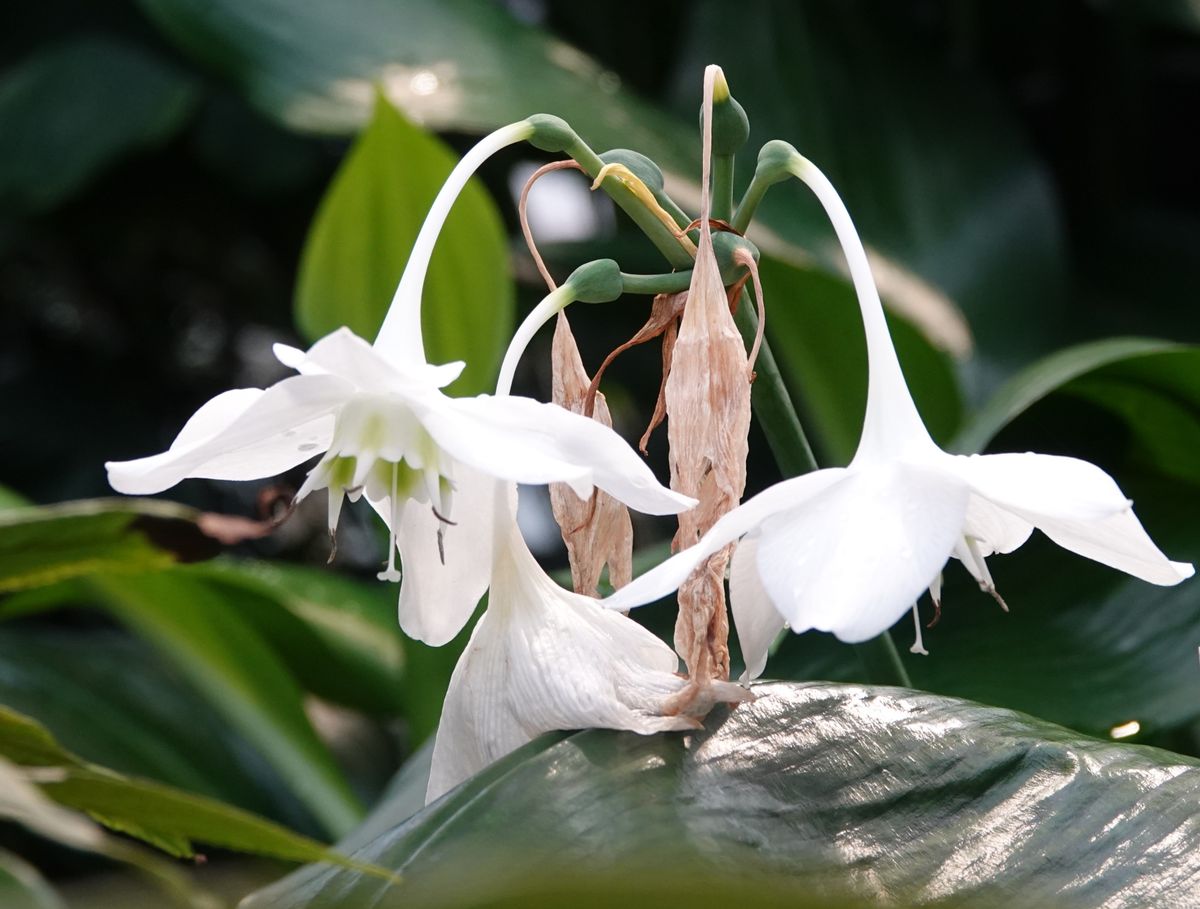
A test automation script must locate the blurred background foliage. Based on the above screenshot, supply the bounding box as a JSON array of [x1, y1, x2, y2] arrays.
[[2, 0, 1199, 906]]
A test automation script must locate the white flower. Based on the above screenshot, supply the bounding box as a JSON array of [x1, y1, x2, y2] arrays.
[[107, 123, 694, 647], [426, 482, 744, 804], [604, 153, 1194, 678]]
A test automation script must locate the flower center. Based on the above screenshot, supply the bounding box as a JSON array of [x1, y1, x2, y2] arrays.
[[294, 394, 454, 577]]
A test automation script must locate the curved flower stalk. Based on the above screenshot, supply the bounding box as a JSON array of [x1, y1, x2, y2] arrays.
[[606, 148, 1194, 679], [107, 122, 694, 648]]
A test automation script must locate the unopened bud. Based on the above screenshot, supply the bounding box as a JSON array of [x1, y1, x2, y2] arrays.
[[526, 114, 578, 153], [565, 259, 623, 304], [755, 139, 800, 186], [599, 149, 665, 194], [709, 69, 749, 155]]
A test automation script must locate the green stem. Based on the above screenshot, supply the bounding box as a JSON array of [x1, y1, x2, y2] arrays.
[[732, 291, 817, 476], [565, 139, 695, 270], [733, 288, 910, 688], [712, 154, 735, 223], [853, 634, 913, 689], [621, 270, 693, 296], [732, 168, 772, 234]]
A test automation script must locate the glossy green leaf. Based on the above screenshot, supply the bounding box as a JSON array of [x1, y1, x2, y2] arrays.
[[245, 682, 1200, 908], [0, 626, 310, 828], [294, 94, 512, 393], [91, 571, 363, 838], [186, 559, 406, 715], [0, 36, 197, 213], [0, 849, 64, 909], [0, 499, 215, 595], [0, 704, 393, 881]]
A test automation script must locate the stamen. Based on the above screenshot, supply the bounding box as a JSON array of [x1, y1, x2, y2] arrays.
[[927, 572, 943, 628], [377, 462, 402, 582], [964, 536, 1009, 612], [909, 602, 929, 655]]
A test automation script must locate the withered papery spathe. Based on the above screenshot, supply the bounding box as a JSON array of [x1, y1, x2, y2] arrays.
[[549, 311, 634, 595], [663, 65, 753, 705]]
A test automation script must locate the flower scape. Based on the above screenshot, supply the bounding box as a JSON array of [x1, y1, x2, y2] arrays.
[[106, 64, 1192, 807]]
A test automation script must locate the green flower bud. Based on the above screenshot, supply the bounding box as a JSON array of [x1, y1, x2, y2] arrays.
[[755, 139, 800, 186], [527, 114, 578, 153], [599, 149, 665, 194], [566, 259, 624, 304]]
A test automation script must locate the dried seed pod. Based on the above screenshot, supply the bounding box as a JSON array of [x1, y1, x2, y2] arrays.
[[549, 311, 634, 596]]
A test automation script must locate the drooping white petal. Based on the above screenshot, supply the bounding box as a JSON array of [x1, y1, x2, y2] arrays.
[[376, 465, 496, 647], [949, 450, 1192, 584], [961, 493, 1034, 557], [105, 375, 350, 494], [420, 394, 696, 516], [728, 535, 786, 683], [603, 468, 850, 613], [754, 461, 969, 643], [1027, 507, 1193, 585], [426, 516, 698, 804], [949, 452, 1136, 523]]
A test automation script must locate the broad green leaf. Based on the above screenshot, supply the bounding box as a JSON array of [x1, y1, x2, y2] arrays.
[[244, 682, 1200, 908], [294, 95, 512, 393], [0, 704, 392, 882], [0, 627, 310, 828], [0, 758, 207, 909], [0, 36, 197, 213], [0, 498, 215, 595], [760, 256, 963, 464], [952, 337, 1181, 453], [92, 571, 363, 838], [0, 848, 64, 909], [186, 559, 406, 715]]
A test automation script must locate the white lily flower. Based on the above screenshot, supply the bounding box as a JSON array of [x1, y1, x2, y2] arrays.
[[107, 122, 693, 647], [424, 481, 740, 804], [605, 153, 1194, 678]]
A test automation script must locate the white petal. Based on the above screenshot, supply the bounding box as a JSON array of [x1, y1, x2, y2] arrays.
[[950, 452, 1133, 523], [1031, 508, 1193, 585], [420, 394, 695, 516], [603, 468, 850, 613], [426, 525, 695, 804], [374, 465, 496, 647], [962, 494, 1034, 557], [951, 451, 1192, 584], [728, 535, 786, 683], [298, 327, 464, 390], [754, 461, 969, 643], [105, 375, 349, 495]]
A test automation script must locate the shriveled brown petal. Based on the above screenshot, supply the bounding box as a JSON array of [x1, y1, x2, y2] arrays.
[[548, 311, 634, 596], [665, 226, 752, 700]]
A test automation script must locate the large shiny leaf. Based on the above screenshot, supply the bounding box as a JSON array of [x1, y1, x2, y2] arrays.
[[244, 682, 1200, 908], [0, 36, 197, 212], [294, 94, 512, 393]]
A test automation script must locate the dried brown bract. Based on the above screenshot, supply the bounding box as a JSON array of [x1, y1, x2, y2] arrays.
[[548, 311, 634, 596]]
